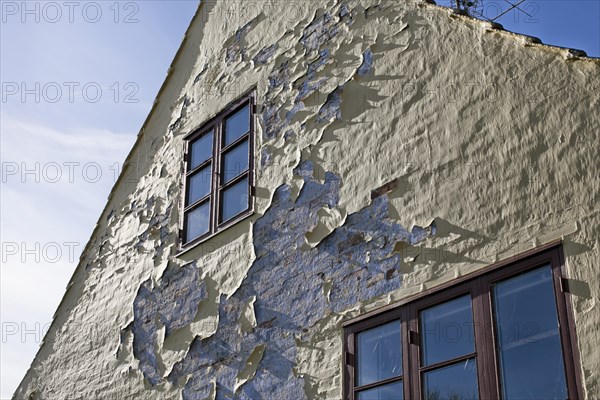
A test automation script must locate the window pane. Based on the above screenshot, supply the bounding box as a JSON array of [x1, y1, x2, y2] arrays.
[[190, 130, 213, 169], [219, 177, 248, 222], [492, 265, 568, 400], [357, 321, 402, 386], [187, 165, 212, 205], [222, 139, 249, 184], [224, 104, 250, 146], [423, 358, 479, 400], [357, 380, 403, 400], [185, 202, 210, 242], [421, 295, 475, 367]]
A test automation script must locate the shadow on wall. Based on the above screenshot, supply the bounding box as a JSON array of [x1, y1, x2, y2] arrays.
[[122, 4, 447, 397], [126, 160, 435, 399], [393, 217, 491, 271]]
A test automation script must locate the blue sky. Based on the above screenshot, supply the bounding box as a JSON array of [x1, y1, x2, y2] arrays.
[[0, 0, 598, 398], [437, 0, 600, 57], [0, 2, 199, 397]]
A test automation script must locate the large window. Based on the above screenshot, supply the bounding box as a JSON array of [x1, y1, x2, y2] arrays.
[[343, 243, 582, 399], [180, 93, 255, 248]]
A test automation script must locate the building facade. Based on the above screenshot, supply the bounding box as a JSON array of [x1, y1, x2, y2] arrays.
[[15, 0, 600, 399]]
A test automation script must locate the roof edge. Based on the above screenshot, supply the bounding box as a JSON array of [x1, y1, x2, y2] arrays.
[[421, 0, 599, 62]]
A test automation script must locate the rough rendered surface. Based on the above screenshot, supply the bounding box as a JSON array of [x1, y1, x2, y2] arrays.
[[14, 0, 600, 399]]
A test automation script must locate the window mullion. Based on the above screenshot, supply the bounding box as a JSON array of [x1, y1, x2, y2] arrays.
[[401, 308, 411, 400], [551, 250, 583, 399], [249, 99, 256, 205], [473, 278, 499, 400], [345, 331, 355, 400], [407, 303, 421, 400], [180, 140, 191, 245], [211, 118, 221, 234]]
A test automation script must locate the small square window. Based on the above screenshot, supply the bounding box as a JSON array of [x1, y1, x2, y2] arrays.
[[180, 93, 255, 248]]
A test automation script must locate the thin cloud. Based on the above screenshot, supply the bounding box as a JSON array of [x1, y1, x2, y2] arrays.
[[1, 114, 136, 399]]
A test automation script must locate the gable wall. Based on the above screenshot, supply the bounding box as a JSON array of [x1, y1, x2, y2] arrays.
[[15, 0, 600, 399]]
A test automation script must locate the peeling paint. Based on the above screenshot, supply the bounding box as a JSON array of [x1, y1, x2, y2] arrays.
[[239, 296, 257, 334], [130, 263, 206, 385], [357, 48, 373, 76], [14, 0, 600, 399], [301, 11, 340, 52], [234, 344, 266, 393], [253, 44, 278, 65], [160, 162, 434, 398], [225, 19, 255, 65], [317, 86, 344, 122]]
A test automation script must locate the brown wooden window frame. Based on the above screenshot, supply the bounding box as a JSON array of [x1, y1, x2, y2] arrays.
[[179, 91, 255, 250], [343, 241, 583, 400]]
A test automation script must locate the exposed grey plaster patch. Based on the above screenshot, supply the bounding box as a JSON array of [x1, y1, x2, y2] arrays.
[[287, 48, 333, 122], [286, 101, 306, 122], [225, 20, 255, 65], [130, 262, 206, 385], [264, 5, 359, 134], [183, 95, 192, 108], [284, 129, 295, 141], [98, 239, 111, 258], [297, 61, 329, 98], [297, 78, 328, 102], [157, 266, 206, 336], [301, 11, 340, 52], [339, 3, 350, 18], [339, 3, 355, 25], [307, 49, 330, 80], [169, 117, 182, 134], [260, 147, 272, 169], [357, 48, 374, 76], [262, 103, 285, 140], [317, 86, 344, 122], [169, 94, 193, 134], [193, 64, 208, 84], [145, 197, 156, 209], [127, 162, 435, 399], [253, 44, 278, 65], [225, 48, 241, 65], [268, 61, 290, 89], [106, 209, 115, 221]]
